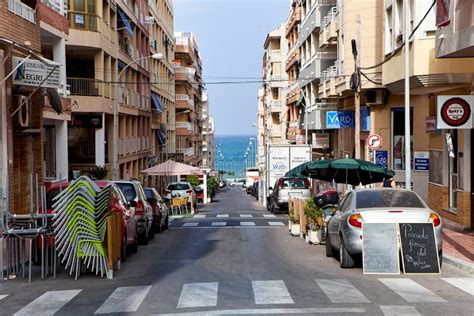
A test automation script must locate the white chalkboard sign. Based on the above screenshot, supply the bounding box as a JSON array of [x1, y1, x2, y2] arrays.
[[362, 223, 400, 274]]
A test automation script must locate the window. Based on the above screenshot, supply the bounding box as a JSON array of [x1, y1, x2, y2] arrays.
[[356, 190, 425, 209], [339, 193, 352, 212], [391, 109, 413, 170], [385, 6, 393, 53]]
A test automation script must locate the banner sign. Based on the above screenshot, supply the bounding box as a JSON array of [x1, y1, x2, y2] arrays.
[[312, 133, 330, 149], [326, 111, 355, 129], [414, 151, 429, 171], [437, 95, 473, 129], [12, 57, 60, 89], [436, 0, 450, 27]]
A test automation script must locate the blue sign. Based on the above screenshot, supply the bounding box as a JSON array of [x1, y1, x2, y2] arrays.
[[326, 111, 355, 129], [414, 152, 430, 171], [375, 151, 388, 168]]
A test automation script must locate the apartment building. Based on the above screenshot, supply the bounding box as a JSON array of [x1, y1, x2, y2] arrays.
[[201, 90, 215, 169], [148, 0, 175, 164], [262, 24, 289, 146], [174, 32, 204, 167], [257, 87, 265, 165], [284, 0, 302, 144], [66, 0, 155, 180]]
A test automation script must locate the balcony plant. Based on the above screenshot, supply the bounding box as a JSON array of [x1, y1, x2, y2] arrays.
[[304, 198, 324, 245]]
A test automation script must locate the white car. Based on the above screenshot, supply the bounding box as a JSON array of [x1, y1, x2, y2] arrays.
[[165, 182, 197, 207]]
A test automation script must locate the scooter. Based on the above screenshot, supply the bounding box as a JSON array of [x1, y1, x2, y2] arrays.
[[314, 190, 340, 242]]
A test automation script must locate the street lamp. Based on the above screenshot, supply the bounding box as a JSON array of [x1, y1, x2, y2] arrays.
[[113, 53, 164, 180]]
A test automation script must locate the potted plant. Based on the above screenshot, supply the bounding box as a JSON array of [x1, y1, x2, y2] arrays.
[[304, 198, 324, 245], [289, 208, 301, 236], [288, 208, 294, 231]]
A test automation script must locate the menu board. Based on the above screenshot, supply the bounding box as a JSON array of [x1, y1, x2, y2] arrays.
[[399, 223, 440, 274], [362, 223, 400, 274]]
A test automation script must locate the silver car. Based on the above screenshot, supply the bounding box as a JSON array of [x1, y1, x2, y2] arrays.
[[267, 177, 311, 213], [165, 182, 197, 208], [326, 188, 443, 268]]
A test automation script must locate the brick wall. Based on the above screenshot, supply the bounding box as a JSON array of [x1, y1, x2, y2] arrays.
[[428, 183, 472, 229], [0, 2, 41, 51], [37, 2, 69, 35]]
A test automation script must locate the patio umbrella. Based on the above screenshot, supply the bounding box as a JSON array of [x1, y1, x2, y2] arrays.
[[305, 158, 395, 186], [285, 160, 331, 178], [141, 160, 202, 176]]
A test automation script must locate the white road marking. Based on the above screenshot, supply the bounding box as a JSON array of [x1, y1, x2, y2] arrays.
[[316, 279, 370, 303], [379, 279, 446, 303], [193, 214, 206, 218], [217, 214, 229, 218], [182, 222, 199, 227], [14, 290, 82, 316], [268, 222, 284, 226], [252, 280, 294, 305], [177, 282, 218, 308], [441, 278, 474, 296], [95, 286, 151, 314], [380, 305, 420, 316], [263, 214, 276, 218], [0, 295, 8, 300], [152, 307, 366, 315], [240, 214, 253, 218], [211, 222, 226, 226], [240, 222, 256, 226]]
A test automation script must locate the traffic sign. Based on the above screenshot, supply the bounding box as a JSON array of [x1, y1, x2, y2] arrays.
[[367, 134, 383, 150]]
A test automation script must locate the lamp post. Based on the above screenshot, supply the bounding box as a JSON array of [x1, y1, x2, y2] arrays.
[[113, 53, 164, 180]]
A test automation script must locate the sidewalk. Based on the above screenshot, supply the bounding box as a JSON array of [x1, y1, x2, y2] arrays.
[[442, 224, 474, 275]]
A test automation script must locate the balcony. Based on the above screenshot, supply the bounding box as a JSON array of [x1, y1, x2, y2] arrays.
[[268, 49, 282, 61], [67, 78, 113, 97], [285, 6, 301, 37], [69, 11, 99, 32], [319, 5, 339, 48], [176, 94, 195, 111], [298, 3, 325, 46], [285, 48, 300, 71], [299, 51, 337, 87], [269, 100, 283, 112], [177, 147, 194, 157], [8, 0, 36, 24], [175, 66, 195, 83], [119, 137, 150, 156]]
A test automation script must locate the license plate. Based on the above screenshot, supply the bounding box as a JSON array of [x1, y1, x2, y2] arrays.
[[289, 192, 302, 197]]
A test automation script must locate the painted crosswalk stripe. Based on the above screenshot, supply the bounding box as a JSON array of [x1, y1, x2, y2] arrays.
[[217, 214, 229, 218], [252, 280, 294, 305], [194, 214, 206, 218], [240, 222, 256, 226], [14, 290, 82, 316], [379, 279, 446, 303], [268, 222, 284, 226], [95, 286, 151, 314], [316, 279, 370, 303], [240, 214, 253, 218], [0, 295, 8, 301], [152, 307, 366, 315], [211, 222, 226, 226], [263, 214, 276, 218], [177, 282, 218, 308], [182, 223, 199, 227], [380, 305, 420, 316], [442, 278, 474, 296]]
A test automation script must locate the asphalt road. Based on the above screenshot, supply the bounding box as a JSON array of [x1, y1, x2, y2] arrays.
[[0, 187, 473, 315]]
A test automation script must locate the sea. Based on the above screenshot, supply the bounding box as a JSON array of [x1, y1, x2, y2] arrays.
[[214, 135, 257, 179]]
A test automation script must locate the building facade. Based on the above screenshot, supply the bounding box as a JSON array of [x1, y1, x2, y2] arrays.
[[201, 90, 215, 169]]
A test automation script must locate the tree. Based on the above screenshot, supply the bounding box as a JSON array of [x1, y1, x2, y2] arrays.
[[186, 175, 200, 187]]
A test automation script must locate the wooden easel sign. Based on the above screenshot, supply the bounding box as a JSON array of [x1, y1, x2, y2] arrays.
[[362, 223, 400, 274], [399, 223, 441, 274]]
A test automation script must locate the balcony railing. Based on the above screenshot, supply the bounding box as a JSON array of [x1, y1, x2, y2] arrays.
[[8, 0, 36, 23], [320, 5, 339, 32], [177, 147, 194, 157], [176, 122, 193, 130], [320, 60, 341, 82], [69, 11, 99, 31], [67, 78, 113, 97]]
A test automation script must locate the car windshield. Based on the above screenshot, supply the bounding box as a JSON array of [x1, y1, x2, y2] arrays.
[[144, 189, 154, 200], [356, 190, 425, 209], [168, 183, 191, 190], [282, 178, 306, 189], [115, 183, 137, 202]]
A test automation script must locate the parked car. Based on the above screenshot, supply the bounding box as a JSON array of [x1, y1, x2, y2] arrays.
[[96, 181, 138, 261], [144, 187, 169, 233], [164, 182, 197, 208], [113, 180, 154, 244], [45, 179, 69, 214], [326, 188, 443, 268], [230, 179, 245, 187], [219, 181, 226, 188], [267, 177, 311, 213], [251, 182, 259, 199]]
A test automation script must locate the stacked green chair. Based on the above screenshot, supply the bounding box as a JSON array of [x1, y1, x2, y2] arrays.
[[52, 176, 111, 280]]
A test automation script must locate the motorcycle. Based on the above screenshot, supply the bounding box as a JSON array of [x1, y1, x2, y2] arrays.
[[314, 190, 340, 242]]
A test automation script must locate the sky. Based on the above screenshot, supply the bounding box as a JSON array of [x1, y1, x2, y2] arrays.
[[173, 0, 290, 136]]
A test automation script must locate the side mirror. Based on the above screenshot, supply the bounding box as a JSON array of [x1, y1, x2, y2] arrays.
[[129, 200, 137, 207]]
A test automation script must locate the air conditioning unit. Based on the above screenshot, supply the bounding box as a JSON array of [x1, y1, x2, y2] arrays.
[[366, 89, 386, 106], [16, 95, 30, 127]]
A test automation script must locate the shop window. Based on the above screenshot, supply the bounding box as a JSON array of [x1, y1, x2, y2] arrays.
[[391, 108, 413, 170], [429, 150, 442, 185]]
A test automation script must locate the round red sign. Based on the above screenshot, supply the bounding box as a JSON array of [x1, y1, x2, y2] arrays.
[[440, 97, 472, 127]]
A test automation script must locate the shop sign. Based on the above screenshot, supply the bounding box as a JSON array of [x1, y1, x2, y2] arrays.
[[312, 133, 330, 149], [425, 116, 439, 133], [326, 111, 355, 129], [12, 57, 60, 89], [437, 95, 473, 129], [414, 151, 429, 171]]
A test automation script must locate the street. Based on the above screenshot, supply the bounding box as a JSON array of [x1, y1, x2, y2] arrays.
[[0, 187, 473, 316]]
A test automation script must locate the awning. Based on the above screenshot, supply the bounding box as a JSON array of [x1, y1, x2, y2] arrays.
[[151, 93, 164, 113], [117, 9, 134, 36], [156, 130, 166, 146]]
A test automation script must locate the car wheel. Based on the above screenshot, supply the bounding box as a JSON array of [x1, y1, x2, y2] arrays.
[[139, 226, 149, 245], [326, 232, 333, 257], [339, 239, 355, 268], [121, 232, 127, 263]]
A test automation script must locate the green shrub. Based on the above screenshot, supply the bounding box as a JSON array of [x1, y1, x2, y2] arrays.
[[91, 165, 108, 180], [304, 198, 324, 230], [186, 175, 200, 187]]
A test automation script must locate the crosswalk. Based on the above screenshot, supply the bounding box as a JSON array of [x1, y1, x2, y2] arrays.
[[172, 221, 288, 228], [172, 214, 285, 219], [3, 277, 473, 315], [170, 214, 288, 228]]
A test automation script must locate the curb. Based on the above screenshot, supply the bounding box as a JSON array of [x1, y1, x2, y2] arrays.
[[444, 255, 474, 275]]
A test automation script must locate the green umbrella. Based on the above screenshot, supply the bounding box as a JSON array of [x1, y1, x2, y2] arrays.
[[285, 160, 331, 178], [305, 158, 395, 186]]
